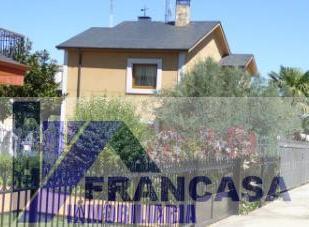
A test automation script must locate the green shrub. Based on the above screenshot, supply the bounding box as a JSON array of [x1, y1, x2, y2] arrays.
[[0, 153, 12, 187], [74, 97, 152, 173], [240, 200, 261, 215], [157, 58, 301, 141]]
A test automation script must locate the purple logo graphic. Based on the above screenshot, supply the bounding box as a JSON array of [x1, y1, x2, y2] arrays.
[[14, 121, 290, 225]]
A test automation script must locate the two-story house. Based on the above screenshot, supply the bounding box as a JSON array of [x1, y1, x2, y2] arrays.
[[57, 0, 257, 97]]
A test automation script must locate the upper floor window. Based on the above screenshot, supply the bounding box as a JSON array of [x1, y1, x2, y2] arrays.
[[127, 58, 162, 94]]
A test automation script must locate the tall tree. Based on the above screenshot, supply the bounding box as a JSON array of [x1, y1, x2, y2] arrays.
[[162, 58, 253, 97], [156, 58, 300, 140], [0, 40, 61, 122], [1, 39, 60, 97], [270, 67, 309, 134]]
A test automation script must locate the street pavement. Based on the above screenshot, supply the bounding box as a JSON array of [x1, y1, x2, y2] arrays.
[[210, 184, 309, 227]]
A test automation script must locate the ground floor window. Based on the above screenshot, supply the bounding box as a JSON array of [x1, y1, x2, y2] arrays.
[[127, 58, 162, 94]]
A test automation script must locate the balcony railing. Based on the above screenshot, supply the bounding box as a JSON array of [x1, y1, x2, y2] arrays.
[[0, 28, 24, 59]]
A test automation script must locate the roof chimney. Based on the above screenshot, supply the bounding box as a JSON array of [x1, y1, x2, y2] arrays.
[[138, 16, 152, 22], [175, 0, 191, 27]]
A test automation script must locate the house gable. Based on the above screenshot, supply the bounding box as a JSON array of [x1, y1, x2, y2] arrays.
[[185, 24, 231, 72], [184, 24, 258, 75]]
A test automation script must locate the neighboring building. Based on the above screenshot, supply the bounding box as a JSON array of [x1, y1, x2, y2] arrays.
[[54, 65, 64, 92], [0, 28, 27, 155], [0, 28, 27, 86], [0, 54, 26, 86], [57, 0, 257, 97]]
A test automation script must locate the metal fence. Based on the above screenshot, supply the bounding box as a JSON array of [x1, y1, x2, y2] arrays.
[[0, 155, 278, 226], [279, 140, 309, 190], [1, 136, 309, 226], [0, 28, 24, 59]]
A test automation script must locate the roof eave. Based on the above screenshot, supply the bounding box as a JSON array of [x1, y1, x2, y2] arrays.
[[56, 46, 189, 52], [0, 60, 28, 71], [220, 55, 258, 76]]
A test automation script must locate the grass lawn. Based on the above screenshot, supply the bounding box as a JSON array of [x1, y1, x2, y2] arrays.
[[0, 214, 79, 227]]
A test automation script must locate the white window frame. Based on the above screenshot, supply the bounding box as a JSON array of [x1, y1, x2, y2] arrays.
[[126, 58, 162, 95], [177, 52, 186, 83]]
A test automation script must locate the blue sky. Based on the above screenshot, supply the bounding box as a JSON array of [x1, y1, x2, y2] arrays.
[[1, 0, 308, 76]]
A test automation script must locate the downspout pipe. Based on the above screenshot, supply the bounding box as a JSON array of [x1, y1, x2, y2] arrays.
[[77, 49, 83, 98]]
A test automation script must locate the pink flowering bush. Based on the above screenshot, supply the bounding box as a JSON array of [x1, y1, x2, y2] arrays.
[[147, 126, 257, 163], [225, 127, 257, 159]]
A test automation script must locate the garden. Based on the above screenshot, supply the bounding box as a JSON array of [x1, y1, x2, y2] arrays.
[[1, 58, 309, 225]]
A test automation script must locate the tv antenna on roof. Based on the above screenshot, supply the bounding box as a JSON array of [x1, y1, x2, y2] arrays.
[[165, 0, 173, 23], [109, 0, 114, 27], [141, 6, 149, 17]]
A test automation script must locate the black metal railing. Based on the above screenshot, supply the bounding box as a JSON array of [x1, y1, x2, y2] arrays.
[[0, 28, 24, 59]]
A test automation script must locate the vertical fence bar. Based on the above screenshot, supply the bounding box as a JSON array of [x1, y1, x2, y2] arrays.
[[61, 186, 65, 227], [46, 187, 51, 227], [52, 188, 56, 227], [15, 191, 20, 227], [233, 159, 241, 215], [1, 191, 5, 227], [29, 168, 40, 225], [56, 186, 61, 227], [23, 190, 28, 226], [38, 188, 43, 227], [8, 190, 12, 227]]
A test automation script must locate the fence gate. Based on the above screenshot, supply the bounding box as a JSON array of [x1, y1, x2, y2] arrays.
[[279, 140, 309, 190]]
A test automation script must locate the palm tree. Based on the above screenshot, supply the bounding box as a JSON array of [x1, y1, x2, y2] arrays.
[[270, 67, 309, 134], [270, 66, 309, 97]]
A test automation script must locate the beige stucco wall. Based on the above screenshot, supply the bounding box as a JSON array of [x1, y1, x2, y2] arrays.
[[66, 49, 179, 97], [67, 50, 79, 97], [185, 26, 229, 73]]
